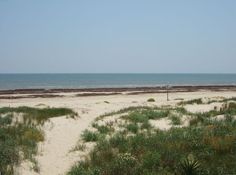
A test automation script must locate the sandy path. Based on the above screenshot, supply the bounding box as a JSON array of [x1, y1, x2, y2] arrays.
[[0, 91, 235, 175]]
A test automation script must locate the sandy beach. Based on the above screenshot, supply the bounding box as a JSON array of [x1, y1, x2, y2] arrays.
[[0, 87, 235, 175], [2, 0, 236, 173]]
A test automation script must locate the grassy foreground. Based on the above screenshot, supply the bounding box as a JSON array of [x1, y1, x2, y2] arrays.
[[0, 106, 77, 175], [68, 100, 236, 175]]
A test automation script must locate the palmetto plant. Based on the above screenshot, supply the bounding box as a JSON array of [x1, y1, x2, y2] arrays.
[[179, 156, 202, 175]]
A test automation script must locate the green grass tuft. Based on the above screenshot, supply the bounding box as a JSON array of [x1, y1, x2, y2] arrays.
[[169, 115, 182, 125], [126, 123, 139, 133], [82, 130, 101, 142], [0, 106, 78, 124], [147, 98, 155, 102], [178, 98, 203, 105]]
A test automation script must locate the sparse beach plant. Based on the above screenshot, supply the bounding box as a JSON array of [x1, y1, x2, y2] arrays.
[[189, 117, 199, 126], [123, 109, 170, 123], [82, 130, 100, 142], [179, 156, 202, 175], [147, 98, 155, 102], [109, 153, 137, 175], [0, 106, 78, 124], [70, 143, 87, 152], [126, 123, 139, 133], [142, 151, 161, 171], [170, 115, 182, 125], [96, 125, 113, 134], [140, 121, 152, 130], [175, 98, 184, 101], [178, 98, 203, 105]]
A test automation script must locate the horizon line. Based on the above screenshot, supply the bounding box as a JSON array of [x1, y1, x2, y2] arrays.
[[0, 73, 236, 74]]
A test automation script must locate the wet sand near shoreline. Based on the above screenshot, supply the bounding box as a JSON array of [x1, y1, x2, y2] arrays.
[[0, 85, 236, 99]]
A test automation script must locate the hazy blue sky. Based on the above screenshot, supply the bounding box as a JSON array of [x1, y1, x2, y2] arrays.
[[0, 0, 235, 73]]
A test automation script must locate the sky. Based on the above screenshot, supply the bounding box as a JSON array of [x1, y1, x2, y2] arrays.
[[0, 0, 236, 73]]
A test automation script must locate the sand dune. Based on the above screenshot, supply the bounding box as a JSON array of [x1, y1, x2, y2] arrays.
[[0, 90, 235, 175]]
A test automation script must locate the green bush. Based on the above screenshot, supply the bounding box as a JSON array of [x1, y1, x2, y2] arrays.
[[140, 121, 152, 130], [0, 134, 19, 175], [179, 156, 202, 175], [142, 151, 161, 171], [68, 164, 100, 175], [82, 130, 100, 142], [126, 123, 139, 133], [189, 117, 200, 126], [0, 115, 12, 125], [228, 102, 236, 110], [147, 98, 155, 102], [93, 124, 113, 134], [109, 153, 137, 175], [170, 115, 181, 125]]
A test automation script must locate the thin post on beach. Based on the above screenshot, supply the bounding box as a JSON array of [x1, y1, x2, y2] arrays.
[[166, 85, 170, 101]]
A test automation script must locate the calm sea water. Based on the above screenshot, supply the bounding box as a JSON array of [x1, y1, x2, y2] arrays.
[[0, 74, 236, 90]]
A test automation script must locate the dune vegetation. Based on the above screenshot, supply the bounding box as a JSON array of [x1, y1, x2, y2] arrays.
[[0, 106, 77, 175], [68, 98, 236, 175], [147, 98, 155, 102]]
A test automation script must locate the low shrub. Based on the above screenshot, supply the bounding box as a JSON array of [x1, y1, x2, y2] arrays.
[[93, 124, 113, 134], [179, 156, 202, 175], [109, 153, 137, 175], [124, 109, 170, 123], [142, 151, 161, 171], [140, 121, 152, 130], [82, 130, 100, 142], [170, 115, 181, 125], [126, 123, 139, 133], [147, 98, 155, 102]]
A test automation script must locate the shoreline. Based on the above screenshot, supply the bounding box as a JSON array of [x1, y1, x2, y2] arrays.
[[0, 85, 236, 95]]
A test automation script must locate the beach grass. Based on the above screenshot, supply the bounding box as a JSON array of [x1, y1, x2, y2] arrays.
[[0, 106, 77, 174], [0, 106, 77, 124], [81, 130, 101, 142], [121, 108, 170, 123], [169, 114, 182, 125], [69, 120, 236, 175], [68, 99, 236, 175], [178, 98, 203, 105]]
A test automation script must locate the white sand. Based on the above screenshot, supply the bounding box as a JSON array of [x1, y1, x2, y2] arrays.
[[0, 90, 235, 175], [184, 102, 223, 113]]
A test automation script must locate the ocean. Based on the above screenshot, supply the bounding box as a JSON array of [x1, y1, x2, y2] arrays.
[[0, 74, 236, 90]]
